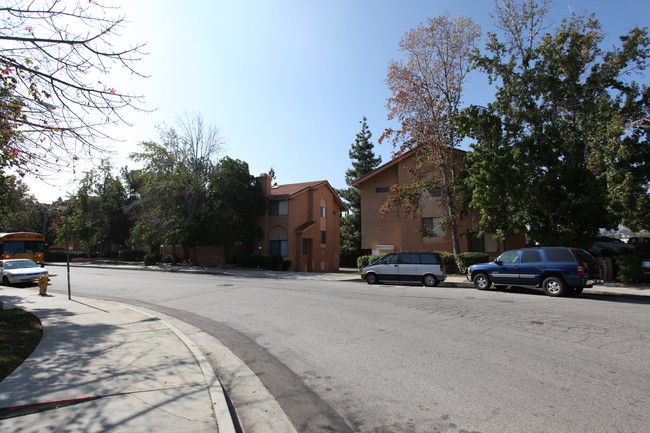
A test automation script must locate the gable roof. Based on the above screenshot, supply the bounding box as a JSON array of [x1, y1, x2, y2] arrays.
[[352, 146, 467, 188], [269, 180, 325, 197], [351, 149, 414, 188], [269, 180, 347, 211]]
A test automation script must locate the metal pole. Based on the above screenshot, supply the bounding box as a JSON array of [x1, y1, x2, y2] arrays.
[[65, 208, 71, 300]]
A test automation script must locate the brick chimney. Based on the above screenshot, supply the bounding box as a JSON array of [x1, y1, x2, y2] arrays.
[[257, 173, 272, 197]]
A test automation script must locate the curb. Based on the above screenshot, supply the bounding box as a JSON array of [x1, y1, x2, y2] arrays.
[[126, 305, 238, 433]]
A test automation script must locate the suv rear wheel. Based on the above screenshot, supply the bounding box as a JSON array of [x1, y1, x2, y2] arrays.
[[542, 276, 566, 297]]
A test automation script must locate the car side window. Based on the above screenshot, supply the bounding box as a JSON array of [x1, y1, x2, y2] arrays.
[[545, 248, 575, 262], [398, 254, 411, 264], [382, 254, 397, 265], [499, 250, 520, 264], [521, 250, 542, 263], [420, 253, 440, 264]]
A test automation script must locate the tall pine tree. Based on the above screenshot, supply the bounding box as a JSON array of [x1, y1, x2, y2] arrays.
[[339, 117, 382, 266]]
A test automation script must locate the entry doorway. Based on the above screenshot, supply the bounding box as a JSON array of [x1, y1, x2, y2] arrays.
[[302, 238, 313, 272]]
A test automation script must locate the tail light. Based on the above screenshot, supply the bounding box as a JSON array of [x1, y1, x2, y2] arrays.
[[577, 265, 585, 277]]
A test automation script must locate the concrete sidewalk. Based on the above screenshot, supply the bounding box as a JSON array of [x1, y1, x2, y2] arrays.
[[0, 287, 236, 433]]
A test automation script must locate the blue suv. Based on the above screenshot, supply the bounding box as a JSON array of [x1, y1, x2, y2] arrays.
[[466, 247, 601, 297]]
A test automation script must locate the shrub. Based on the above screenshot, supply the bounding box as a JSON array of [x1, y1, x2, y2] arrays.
[[44, 251, 87, 262], [437, 252, 459, 275], [282, 260, 292, 271], [118, 249, 147, 262], [455, 252, 490, 274], [144, 253, 161, 266], [162, 255, 179, 264], [357, 254, 383, 271], [615, 254, 643, 283]]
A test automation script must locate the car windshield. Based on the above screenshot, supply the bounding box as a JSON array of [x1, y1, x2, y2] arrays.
[[3, 259, 38, 269]]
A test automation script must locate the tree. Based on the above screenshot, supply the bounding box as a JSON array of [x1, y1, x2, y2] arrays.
[[381, 13, 481, 254], [207, 157, 266, 258], [464, 0, 650, 246], [0, 0, 146, 176], [128, 114, 224, 264], [0, 171, 30, 219], [63, 160, 129, 256], [338, 117, 381, 266], [0, 172, 62, 244]]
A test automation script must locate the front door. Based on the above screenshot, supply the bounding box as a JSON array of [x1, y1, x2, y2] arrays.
[[302, 238, 313, 272], [374, 253, 399, 281], [491, 250, 521, 284]]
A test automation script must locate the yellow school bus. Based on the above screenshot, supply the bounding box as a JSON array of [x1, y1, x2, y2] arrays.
[[0, 232, 46, 264]]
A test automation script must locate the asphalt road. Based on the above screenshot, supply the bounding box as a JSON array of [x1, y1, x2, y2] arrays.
[[46, 267, 650, 433]]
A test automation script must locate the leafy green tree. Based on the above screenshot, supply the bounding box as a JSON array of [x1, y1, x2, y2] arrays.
[[0, 173, 30, 219], [207, 157, 266, 258], [464, 0, 650, 246], [339, 117, 381, 266], [128, 114, 224, 264], [0, 173, 62, 245], [63, 160, 130, 256]]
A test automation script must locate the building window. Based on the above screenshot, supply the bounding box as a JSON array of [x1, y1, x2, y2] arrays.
[[470, 233, 499, 253], [484, 233, 498, 253], [269, 200, 288, 216], [422, 217, 444, 237], [320, 231, 327, 244], [320, 206, 326, 218], [375, 186, 390, 193], [269, 240, 288, 257]]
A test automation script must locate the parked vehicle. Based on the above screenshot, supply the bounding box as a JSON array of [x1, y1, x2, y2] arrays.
[[361, 251, 445, 287], [1, 259, 49, 286], [466, 247, 601, 297], [586, 236, 634, 255], [627, 236, 650, 247]]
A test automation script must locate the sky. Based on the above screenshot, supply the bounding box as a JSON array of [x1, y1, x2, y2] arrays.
[[23, 0, 650, 203]]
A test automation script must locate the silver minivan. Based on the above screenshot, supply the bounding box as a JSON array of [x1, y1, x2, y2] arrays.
[[361, 251, 446, 287]]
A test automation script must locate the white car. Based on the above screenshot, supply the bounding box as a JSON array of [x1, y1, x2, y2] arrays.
[[1, 259, 49, 286]]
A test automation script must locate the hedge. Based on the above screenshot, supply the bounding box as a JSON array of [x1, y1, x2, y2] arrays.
[[357, 254, 383, 271], [615, 254, 643, 283], [44, 251, 88, 262], [438, 252, 459, 275], [454, 252, 490, 274], [118, 249, 147, 262], [144, 253, 162, 266]]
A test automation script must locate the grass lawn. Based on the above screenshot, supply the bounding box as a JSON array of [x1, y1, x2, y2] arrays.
[[0, 308, 43, 381]]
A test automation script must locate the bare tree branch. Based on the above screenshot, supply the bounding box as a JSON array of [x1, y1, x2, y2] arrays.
[[0, 0, 148, 177]]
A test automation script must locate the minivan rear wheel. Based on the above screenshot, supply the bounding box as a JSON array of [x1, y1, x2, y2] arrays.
[[423, 274, 439, 287], [365, 273, 378, 285]]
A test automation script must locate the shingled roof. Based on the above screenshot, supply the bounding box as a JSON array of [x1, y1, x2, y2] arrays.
[[267, 180, 347, 211]]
